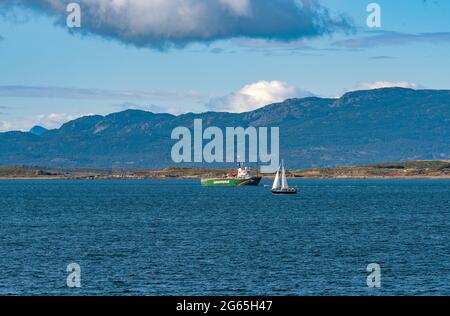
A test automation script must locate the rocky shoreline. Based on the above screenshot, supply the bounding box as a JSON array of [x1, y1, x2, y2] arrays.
[[1, 160, 450, 180]]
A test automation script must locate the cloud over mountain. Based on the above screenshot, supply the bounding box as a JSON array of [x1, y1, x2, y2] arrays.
[[342, 81, 420, 95], [0, 113, 84, 132], [2, 0, 352, 49], [207, 80, 313, 113]]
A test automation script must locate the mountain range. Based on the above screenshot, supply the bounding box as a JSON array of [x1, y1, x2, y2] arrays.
[[1, 87, 449, 169]]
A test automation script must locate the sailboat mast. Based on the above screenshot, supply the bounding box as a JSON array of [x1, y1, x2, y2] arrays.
[[281, 160, 288, 189]]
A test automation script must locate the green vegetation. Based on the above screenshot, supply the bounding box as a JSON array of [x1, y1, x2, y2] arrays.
[[0, 166, 60, 178]]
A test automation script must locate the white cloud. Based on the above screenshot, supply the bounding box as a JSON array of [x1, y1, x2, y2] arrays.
[[2, 0, 352, 49], [342, 81, 421, 95], [33, 113, 82, 129], [0, 113, 89, 132], [207, 80, 313, 113], [0, 121, 13, 132]]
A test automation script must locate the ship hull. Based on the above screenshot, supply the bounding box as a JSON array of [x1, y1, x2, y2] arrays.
[[201, 176, 262, 187]]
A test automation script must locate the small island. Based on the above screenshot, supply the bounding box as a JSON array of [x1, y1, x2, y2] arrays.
[[1, 160, 449, 180]]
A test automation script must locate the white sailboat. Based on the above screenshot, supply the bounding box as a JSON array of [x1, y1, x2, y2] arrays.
[[271, 160, 298, 194]]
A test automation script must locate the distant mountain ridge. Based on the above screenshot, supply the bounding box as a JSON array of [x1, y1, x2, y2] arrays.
[[1, 88, 449, 169], [29, 125, 48, 136]]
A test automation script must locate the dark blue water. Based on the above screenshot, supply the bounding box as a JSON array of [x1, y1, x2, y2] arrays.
[[1, 179, 450, 295]]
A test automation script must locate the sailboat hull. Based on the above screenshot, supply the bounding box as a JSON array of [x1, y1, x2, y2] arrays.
[[271, 188, 298, 195]]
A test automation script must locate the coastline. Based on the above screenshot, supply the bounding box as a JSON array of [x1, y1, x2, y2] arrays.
[[2, 176, 450, 180], [1, 160, 449, 180]]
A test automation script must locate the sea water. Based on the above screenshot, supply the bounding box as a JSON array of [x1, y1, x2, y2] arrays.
[[0, 179, 449, 295]]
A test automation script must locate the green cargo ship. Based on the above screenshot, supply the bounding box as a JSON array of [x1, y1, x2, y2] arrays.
[[201, 163, 262, 187]]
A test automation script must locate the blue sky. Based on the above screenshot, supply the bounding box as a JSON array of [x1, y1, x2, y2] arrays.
[[0, 0, 449, 131]]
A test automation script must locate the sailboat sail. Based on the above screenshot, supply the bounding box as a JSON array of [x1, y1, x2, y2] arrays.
[[281, 161, 288, 189], [272, 166, 281, 190]]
